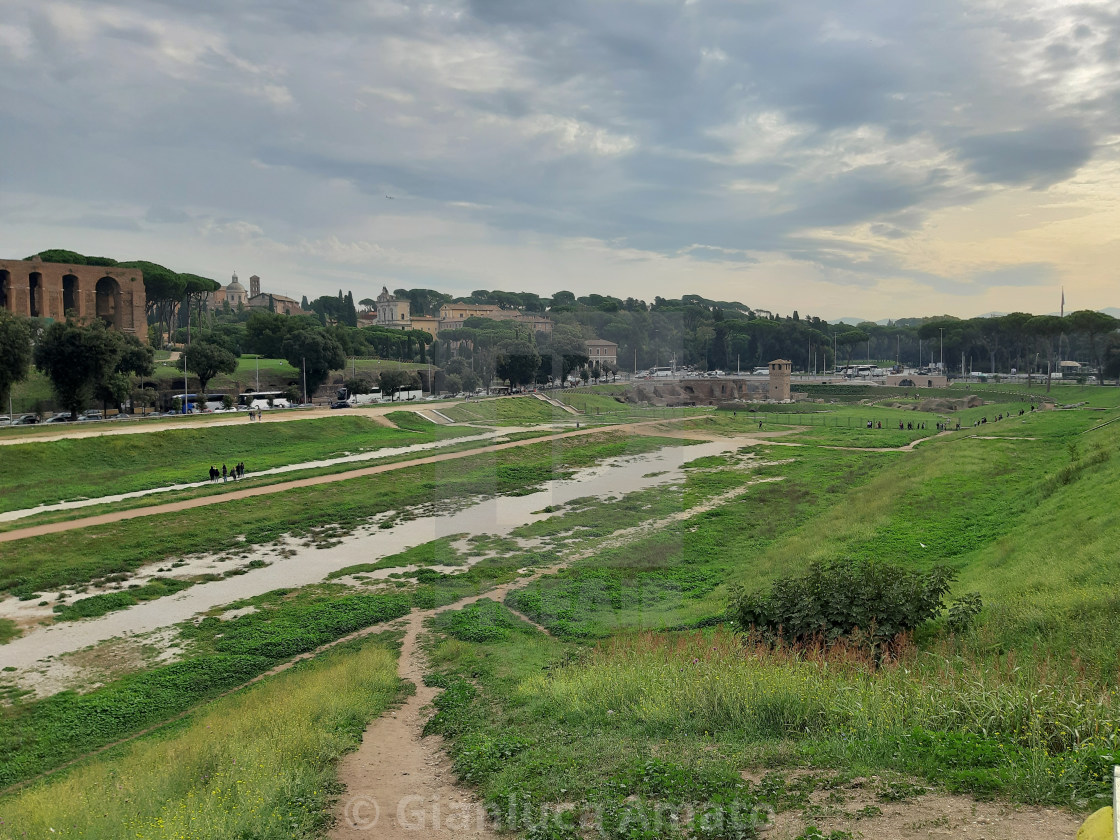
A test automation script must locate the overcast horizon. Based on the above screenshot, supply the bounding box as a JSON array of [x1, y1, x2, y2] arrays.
[[2, 1, 1118, 321]]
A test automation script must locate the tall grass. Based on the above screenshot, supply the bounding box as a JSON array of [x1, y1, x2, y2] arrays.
[[0, 639, 402, 839], [520, 630, 1120, 805]]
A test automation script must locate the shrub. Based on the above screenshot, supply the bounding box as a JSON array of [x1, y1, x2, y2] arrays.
[[732, 558, 955, 649]]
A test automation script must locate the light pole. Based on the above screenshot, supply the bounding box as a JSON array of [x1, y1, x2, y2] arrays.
[[939, 328, 944, 372], [183, 297, 190, 414]]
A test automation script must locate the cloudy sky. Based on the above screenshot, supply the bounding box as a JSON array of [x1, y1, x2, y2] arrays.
[[2, 0, 1118, 320]]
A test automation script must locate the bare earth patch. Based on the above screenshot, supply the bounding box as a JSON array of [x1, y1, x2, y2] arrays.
[[740, 770, 1080, 840]]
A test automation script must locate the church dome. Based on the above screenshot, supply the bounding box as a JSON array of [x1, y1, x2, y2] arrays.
[[227, 273, 246, 293]]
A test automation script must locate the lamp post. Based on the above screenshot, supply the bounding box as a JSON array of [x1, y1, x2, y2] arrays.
[[183, 297, 190, 414], [939, 328, 944, 372]]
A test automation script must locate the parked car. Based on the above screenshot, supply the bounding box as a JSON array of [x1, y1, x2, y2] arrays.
[[43, 414, 73, 423], [329, 401, 351, 409], [110, 413, 133, 421], [13, 414, 39, 425]]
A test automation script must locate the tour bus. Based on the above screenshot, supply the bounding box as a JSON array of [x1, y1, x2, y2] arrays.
[[336, 386, 383, 405], [237, 391, 290, 410]]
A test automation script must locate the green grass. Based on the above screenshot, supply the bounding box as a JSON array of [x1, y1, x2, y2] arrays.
[[407, 400, 1120, 828], [0, 415, 444, 513], [0, 634, 404, 839], [508, 447, 889, 637], [0, 619, 18, 645], [438, 396, 566, 425], [326, 534, 468, 579], [0, 431, 680, 598], [0, 588, 411, 788]]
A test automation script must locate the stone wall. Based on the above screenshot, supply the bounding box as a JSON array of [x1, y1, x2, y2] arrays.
[[0, 257, 147, 343]]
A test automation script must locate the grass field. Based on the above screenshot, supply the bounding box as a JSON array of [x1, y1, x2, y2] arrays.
[[6, 380, 1120, 833], [0, 415, 465, 513], [0, 431, 681, 598], [0, 633, 404, 839], [437, 396, 568, 425], [412, 397, 1120, 829]]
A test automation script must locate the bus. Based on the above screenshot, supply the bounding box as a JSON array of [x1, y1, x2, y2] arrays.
[[237, 391, 290, 410]]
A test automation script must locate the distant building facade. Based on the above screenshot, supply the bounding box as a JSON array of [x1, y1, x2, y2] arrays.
[[206, 272, 249, 311], [208, 272, 304, 315], [248, 292, 303, 316], [374, 286, 412, 330], [435, 302, 552, 335], [586, 339, 618, 367], [0, 256, 147, 342]]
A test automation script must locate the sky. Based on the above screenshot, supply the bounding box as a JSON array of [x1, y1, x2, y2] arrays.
[[1, 0, 1118, 321]]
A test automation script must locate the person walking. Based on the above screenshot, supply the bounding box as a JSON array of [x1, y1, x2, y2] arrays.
[[222, 464, 228, 482]]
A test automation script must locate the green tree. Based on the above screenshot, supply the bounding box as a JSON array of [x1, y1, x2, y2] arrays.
[[182, 341, 239, 395], [837, 329, 869, 368], [379, 369, 412, 400], [1066, 310, 1118, 383], [1027, 315, 1065, 392], [118, 260, 184, 348], [92, 331, 153, 412], [33, 320, 122, 419], [495, 340, 540, 387], [282, 330, 346, 399], [0, 311, 33, 411]]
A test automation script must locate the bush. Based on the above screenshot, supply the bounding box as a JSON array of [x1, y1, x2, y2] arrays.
[[732, 558, 956, 648]]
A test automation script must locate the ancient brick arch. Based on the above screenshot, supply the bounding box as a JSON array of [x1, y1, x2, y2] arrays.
[[95, 276, 122, 327], [0, 258, 147, 342]]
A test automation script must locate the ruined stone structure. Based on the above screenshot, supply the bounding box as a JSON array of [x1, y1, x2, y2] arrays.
[[0, 257, 147, 342], [626, 361, 794, 406]]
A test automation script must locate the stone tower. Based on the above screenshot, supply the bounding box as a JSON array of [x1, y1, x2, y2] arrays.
[[250, 275, 260, 298], [768, 359, 791, 401]]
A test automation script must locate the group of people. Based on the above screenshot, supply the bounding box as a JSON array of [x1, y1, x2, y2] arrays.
[[209, 462, 246, 482], [247, 409, 264, 421]]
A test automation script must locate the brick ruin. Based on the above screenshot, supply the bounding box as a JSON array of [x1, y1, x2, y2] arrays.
[[0, 257, 147, 342]]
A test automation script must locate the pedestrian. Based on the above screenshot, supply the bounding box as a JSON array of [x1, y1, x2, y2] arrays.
[[222, 464, 228, 482], [758, 420, 763, 429], [238, 462, 244, 479], [241, 462, 247, 478], [209, 466, 217, 482]]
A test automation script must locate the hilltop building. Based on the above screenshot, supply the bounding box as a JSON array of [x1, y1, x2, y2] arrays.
[[206, 272, 248, 311], [0, 256, 147, 342], [373, 287, 412, 330], [207, 272, 303, 315], [248, 292, 303, 316]]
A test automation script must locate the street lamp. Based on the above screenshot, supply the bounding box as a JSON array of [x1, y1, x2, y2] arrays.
[[939, 328, 944, 372]]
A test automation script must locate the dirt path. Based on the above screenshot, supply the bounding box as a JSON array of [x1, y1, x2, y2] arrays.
[[0, 420, 679, 543], [0, 402, 444, 446], [330, 604, 502, 839]]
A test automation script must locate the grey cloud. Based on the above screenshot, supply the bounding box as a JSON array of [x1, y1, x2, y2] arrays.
[[1, 0, 1117, 302], [59, 214, 143, 232], [146, 206, 192, 224], [956, 123, 1095, 188], [971, 263, 1057, 288]]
